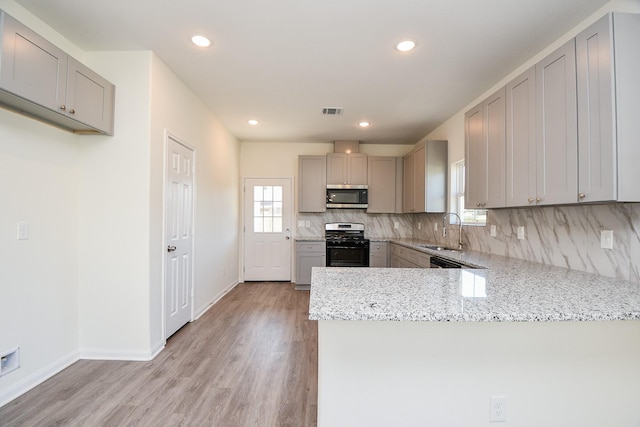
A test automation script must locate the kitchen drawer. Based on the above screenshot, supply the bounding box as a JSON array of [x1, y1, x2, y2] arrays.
[[390, 244, 406, 257], [370, 242, 388, 253], [296, 241, 325, 253], [406, 248, 420, 264]]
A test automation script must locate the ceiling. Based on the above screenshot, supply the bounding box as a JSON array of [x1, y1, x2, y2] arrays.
[[15, 0, 610, 144]]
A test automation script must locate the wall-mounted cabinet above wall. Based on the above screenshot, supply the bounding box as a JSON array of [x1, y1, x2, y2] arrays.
[[465, 88, 506, 209], [576, 13, 640, 203], [467, 12, 640, 209], [298, 155, 327, 213], [0, 10, 115, 135], [326, 153, 368, 186], [402, 140, 448, 213]]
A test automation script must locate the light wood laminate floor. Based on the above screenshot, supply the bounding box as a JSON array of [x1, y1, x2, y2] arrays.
[[0, 282, 317, 427]]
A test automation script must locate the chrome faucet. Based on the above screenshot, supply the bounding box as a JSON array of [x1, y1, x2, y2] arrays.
[[442, 212, 464, 250]]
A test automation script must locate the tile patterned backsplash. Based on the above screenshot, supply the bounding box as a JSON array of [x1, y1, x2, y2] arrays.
[[296, 203, 640, 284]]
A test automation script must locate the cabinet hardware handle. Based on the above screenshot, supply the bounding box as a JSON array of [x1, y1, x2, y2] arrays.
[[167, 245, 177, 252], [578, 193, 586, 199], [536, 197, 541, 203], [59, 105, 66, 111], [528, 198, 534, 204], [69, 109, 75, 114]]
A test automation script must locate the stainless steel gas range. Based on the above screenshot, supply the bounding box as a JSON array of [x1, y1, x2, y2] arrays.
[[325, 223, 370, 267]]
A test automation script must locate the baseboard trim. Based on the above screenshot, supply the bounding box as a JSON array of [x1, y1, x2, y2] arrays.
[[194, 280, 240, 320], [0, 350, 80, 408], [79, 345, 162, 361]]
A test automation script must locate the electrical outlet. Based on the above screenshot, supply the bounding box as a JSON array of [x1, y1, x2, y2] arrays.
[[517, 226, 525, 240], [418, 222, 422, 230], [434, 222, 438, 231], [297, 220, 305, 227], [490, 395, 507, 422], [394, 222, 399, 230], [17, 222, 29, 240], [600, 230, 613, 249], [490, 224, 497, 237], [305, 220, 311, 227]]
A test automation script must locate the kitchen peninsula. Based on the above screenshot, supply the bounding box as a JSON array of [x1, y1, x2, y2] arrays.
[[310, 244, 640, 427]]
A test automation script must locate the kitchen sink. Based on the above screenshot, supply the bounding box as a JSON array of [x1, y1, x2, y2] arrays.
[[418, 244, 461, 252]]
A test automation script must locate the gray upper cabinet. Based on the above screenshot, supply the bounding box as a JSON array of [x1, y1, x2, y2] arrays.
[[326, 153, 367, 186], [403, 140, 447, 213], [0, 10, 115, 135], [577, 13, 640, 203], [501, 39, 577, 207], [465, 87, 505, 209], [66, 57, 115, 135], [505, 67, 537, 207], [298, 155, 326, 213], [367, 156, 399, 213], [535, 39, 578, 206]]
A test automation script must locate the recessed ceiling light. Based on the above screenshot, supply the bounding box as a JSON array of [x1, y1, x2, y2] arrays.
[[396, 39, 416, 52], [248, 119, 259, 126], [191, 35, 211, 47], [358, 121, 371, 128]]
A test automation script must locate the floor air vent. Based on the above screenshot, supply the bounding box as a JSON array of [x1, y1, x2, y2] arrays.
[[322, 107, 344, 115]]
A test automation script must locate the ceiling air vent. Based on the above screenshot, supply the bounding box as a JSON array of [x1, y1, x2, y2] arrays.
[[322, 107, 344, 116]]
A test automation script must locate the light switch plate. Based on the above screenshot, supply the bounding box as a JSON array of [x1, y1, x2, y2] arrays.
[[297, 220, 305, 227], [490, 224, 497, 237], [601, 230, 613, 249]]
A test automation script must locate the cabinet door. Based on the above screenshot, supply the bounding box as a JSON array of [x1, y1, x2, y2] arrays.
[[367, 157, 396, 213], [0, 12, 67, 112], [576, 14, 616, 203], [298, 156, 326, 212], [484, 88, 506, 208], [402, 152, 415, 212], [296, 252, 325, 285], [465, 103, 485, 208], [348, 153, 368, 185], [66, 57, 115, 135], [506, 67, 537, 207], [369, 242, 389, 267], [413, 143, 426, 213], [535, 39, 578, 205], [326, 153, 347, 185]]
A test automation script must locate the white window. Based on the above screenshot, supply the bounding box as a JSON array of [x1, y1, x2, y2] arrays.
[[253, 185, 283, 233], [451, 160, 486, 226]]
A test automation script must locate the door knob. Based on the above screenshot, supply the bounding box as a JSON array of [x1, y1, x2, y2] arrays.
[[167, 245, 177, 252], [285, 236, 290, 240]]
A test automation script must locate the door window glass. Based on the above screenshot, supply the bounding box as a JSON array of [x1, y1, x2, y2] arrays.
[[253, 185, 283, 233]]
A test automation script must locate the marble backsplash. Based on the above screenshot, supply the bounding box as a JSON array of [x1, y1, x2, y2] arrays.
[[297, 203, 640, 284]]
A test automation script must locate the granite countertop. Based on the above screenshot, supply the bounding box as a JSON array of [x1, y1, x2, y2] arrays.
[[309, 239, 640, 322]]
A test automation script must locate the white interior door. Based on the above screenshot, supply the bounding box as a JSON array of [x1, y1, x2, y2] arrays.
[[165, 136, 194, 339], [244, 178, 292, 281]]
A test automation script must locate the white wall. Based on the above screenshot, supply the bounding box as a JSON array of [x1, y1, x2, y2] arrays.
[[318, 320, 640, 427], [77, 51, 154, 358], [0, 108, 81, 405], [0, 0, 242, 405], [149, 54, 240, 325]]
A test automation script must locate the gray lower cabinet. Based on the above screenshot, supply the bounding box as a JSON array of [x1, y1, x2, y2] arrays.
[[576, 12, 640, 203], [295, 241, 326, 290], [390, 243, 430, 268], [0, 9, 115, 135], [298, 155, 326, 213], [369, 242, 389, 267]]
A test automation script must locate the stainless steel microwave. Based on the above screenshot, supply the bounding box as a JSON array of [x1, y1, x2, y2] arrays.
[[326, 185, 368, 209]]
